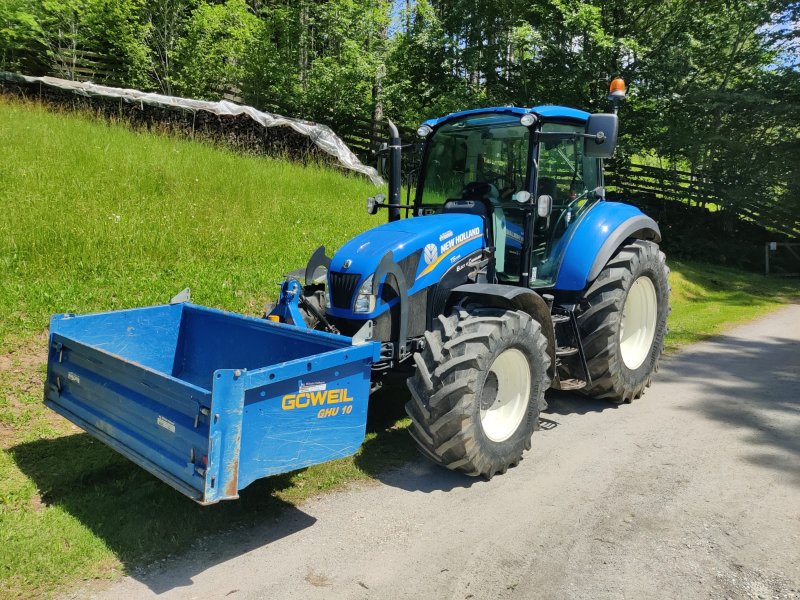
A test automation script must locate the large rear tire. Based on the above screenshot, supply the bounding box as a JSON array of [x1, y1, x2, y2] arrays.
[[405, 307, 550, 478], [578, 240, 670, 403]]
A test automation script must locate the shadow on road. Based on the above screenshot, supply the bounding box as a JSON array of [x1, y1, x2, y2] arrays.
[[9, 376, 440, 594], [8, 380, 420, 594], [355, 380, 479, 493], [664, 333, 800, 487], [544, 389, 619, 416], [364, 382, 622, 494]]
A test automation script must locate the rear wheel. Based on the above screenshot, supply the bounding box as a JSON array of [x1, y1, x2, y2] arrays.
[[578, 240, 670, 403], [405, 307, 550, 478]]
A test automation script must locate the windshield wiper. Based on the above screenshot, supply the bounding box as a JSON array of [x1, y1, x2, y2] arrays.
[[555, 146, 578, 176]]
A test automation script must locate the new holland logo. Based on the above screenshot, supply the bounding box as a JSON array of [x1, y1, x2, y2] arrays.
[[416, 226, 483, 279], [423, 243, 438, 265]]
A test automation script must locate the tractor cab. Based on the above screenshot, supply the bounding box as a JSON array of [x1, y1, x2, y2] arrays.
[[413, 106, 616, 290]]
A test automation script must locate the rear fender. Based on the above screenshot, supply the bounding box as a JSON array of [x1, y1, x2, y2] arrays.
[[553, 202, 660, 292], [445, 284, 556, 379]]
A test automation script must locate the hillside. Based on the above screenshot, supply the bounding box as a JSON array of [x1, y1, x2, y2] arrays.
[[0, 96, 380, 343]]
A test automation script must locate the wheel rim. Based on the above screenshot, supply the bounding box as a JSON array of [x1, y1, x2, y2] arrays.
[[620, 275, 658, 370], [480, 348, 531, 443]]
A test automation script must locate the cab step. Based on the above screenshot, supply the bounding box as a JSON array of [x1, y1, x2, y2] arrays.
[[549, 305, 592, 389], [554, 378, 587, 391], [556, 345, 578, 357]]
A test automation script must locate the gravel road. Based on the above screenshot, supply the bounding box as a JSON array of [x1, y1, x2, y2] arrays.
[[91, 305, 800, 600]]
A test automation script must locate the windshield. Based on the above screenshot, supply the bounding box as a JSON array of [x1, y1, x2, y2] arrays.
[[418, 114, 530, 207]]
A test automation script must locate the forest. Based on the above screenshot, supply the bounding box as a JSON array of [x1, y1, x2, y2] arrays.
[[1, 0, 799, 246]]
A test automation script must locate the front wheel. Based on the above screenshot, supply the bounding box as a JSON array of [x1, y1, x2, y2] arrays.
[[405, 307, 550, 478], [578, 240, 671, 403]]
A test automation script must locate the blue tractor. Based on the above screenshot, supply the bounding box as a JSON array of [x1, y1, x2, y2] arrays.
[[43, 81, 670, 502], [286, 84, 670, 479]]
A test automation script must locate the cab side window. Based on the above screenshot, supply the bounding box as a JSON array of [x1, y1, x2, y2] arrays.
[[531, 123, 602, 286]]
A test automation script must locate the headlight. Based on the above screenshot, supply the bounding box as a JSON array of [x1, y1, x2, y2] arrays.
[[353, 275, 375, 313], [417, 124, 433, 138]]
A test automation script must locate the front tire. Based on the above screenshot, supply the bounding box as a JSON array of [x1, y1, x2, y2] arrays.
[[405, 307, 550, 478], [578, 240, 670, 403]]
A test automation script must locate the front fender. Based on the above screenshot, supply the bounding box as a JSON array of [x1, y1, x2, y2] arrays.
[[553, 201, 661, 292], [446, 284, 556, 379]]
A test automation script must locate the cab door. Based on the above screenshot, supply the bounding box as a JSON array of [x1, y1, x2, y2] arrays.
[[531, 122, 602, 287]]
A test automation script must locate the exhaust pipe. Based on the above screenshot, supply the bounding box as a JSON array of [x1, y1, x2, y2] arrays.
[[386, 119, 401, 222]]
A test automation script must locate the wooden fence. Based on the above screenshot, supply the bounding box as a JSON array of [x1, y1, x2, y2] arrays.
[[605, 163, 800, 240], [52, 48, 122, 85]]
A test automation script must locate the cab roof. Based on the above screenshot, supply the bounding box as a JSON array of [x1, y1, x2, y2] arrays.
[[423, 105, 590, 128]]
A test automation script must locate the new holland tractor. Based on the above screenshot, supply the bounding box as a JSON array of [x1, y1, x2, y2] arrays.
[[44, 80, 670, 503], [288, 82, 670, 479]]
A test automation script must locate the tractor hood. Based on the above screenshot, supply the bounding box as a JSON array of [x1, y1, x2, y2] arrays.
[[327, 213, 486, 316]]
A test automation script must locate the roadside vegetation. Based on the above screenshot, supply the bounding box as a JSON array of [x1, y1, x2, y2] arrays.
[[1, 99, 797, 598]]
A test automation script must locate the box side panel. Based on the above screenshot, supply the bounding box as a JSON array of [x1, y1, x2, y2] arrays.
[[46, 334, 212, 501], [51, 305, 184, 374], [172, 306, 346, 391], [236, 347, 374, 489]]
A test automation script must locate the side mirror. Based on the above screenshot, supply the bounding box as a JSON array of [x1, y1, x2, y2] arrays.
[[584, 113, 618, 158], [536, 194, 553, 218], [366, 193, 385, 215]]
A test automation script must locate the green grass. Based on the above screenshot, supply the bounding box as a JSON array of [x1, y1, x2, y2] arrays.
[[666, 260, 797, 350], [0, 98, 382, 345], [0, 97, 797, 598]]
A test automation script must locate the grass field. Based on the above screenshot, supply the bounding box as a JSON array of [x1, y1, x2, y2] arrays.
[[0, 97, 797, 598]]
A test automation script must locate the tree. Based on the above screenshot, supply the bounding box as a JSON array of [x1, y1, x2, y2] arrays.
[[0, 0, 47, 74], [145, 0, 198, 94], [172, 0, 260, 99]]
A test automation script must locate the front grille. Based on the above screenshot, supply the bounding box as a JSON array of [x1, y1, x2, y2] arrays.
[[329, 272, 361, 309]]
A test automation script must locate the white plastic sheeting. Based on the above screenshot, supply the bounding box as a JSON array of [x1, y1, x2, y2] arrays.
[[1, 72, 383, 185]]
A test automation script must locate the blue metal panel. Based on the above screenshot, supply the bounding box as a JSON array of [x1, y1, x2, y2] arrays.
[[46, 327, 211, 500], [45, 303, 380, 504], [423, 105, 590, 128], [552, 201, 650, 291], [327, 213, 485, 320], [50, 304, 185, 373], [236, 343, 375, 489], [532, 105, 591, 121]]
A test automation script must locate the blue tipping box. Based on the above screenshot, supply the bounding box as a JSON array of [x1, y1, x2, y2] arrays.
[[44, 303, 381, 504]]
